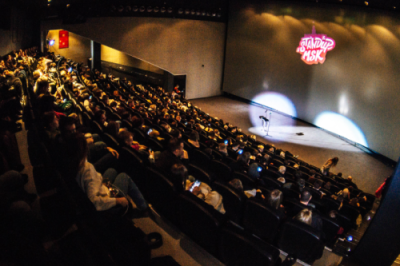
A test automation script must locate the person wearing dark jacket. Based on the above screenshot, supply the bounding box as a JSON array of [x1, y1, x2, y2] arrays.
[[156, 138, 187, 175]]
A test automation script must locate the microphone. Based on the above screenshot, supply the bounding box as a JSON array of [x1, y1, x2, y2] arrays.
[[259, 116, 269, 122]]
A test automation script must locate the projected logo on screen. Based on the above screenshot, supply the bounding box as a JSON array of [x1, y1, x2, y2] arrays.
[[296, 26, 335, 65]]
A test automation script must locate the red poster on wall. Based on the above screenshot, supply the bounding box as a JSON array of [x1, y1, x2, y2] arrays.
[[59, 30, 69, 49]]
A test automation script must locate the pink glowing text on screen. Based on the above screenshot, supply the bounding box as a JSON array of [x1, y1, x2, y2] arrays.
[[296, 26, 336, 65]]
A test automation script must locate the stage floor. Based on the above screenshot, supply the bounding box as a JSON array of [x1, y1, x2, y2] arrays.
[[190, 96, 394, 194]]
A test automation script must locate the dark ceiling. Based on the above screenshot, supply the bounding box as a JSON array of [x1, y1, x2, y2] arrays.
[[4, 0, 399, 23]]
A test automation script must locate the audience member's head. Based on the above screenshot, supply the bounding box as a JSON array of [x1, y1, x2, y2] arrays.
[[300, 190, 312, 205], [248, 163, 261, 180], [268, 189, 283, 210], [118, 130, 134, 147], [296, 209, 312, 226], [278, 165, 286, 175], [59, 116, 76, 138], [171, 164, 188, 187], [228, 179, 243, 194], [94, 110, 106, 125], [314, 179, 322, 190], [42, 111, 58, 130], [168, 138, 184, 157]]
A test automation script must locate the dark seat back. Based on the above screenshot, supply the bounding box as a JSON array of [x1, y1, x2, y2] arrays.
[[178, 191, 225, 255], [191, 149, 211, 170], [147, 137, 164, 151], [220, 221, 282, 266], [232, 171, 256, 190], [144, 167, 179, 221], [339, 204, 360, 225], [260, 177, 283, 190], [119, 147, 145, 184], [277, 220, 324, 264], [188, 163, 212, 183], [102, 133, 120, 151], [91, 120, 103, 134], [284, 198, 307, 218], [213, 181, 244, 224], [320, 215, 341, 247], [263, 169, 281, 179], [243, 198, 282, 243], [211, 160, 232, 182]]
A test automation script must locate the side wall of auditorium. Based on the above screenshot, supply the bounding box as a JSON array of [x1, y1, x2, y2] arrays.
[[42, 17, 226, 100]]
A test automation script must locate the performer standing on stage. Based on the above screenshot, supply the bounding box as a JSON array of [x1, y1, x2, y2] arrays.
[[321, 157, 339, 176]]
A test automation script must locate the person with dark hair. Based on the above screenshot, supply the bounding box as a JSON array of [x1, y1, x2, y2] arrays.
[[94, 110, 107, 128], [41, 111, 60, 144], [229, 151, 250, 173], [170, 164, 188, 192], [65, 133, 147, 212], [321, 157, 339, 176], [311, 179, 324, 199], [228, 178, 244, 194], [170, 128, 182, 139], [155, 138, 187, 174]]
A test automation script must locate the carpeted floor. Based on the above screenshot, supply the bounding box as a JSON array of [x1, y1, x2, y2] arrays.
[[190, 96, 395, 194]]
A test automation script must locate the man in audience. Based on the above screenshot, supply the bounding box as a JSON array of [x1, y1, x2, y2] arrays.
[[298, 190, 323, 231], [229, 151, 250, 173], [156, 138, 187, 174]]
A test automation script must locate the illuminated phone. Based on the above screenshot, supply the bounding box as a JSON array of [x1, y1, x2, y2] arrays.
[[250, 155, 256, 160], [257, 166, 262, 172], [224, 140, 228, 145], [63, 98, 66, 103], [89, 95, 92, 100], [147, 128, 153, 135], [190, 180, 201, 192], [238, 149, 243, 155]]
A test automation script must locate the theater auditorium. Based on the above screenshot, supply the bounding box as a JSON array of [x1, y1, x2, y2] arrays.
[[1, 0, 400, 265]]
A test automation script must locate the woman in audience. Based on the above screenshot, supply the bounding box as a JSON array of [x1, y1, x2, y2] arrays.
[[267, 189, 285, 214], [295, 209, 313, 226], [321, 157, 339, 176], [65, 133, 148, 212], [190, 182, 226, 214]]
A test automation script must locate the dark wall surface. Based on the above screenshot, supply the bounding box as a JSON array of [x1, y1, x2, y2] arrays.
[[223, 0, 400, 161]]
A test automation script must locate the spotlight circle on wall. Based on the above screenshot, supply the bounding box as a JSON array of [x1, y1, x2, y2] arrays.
[[168, 7, 173, 13], [196, 10, 201, 15], [147, 6, 153, 12], [154, 6, 159, 13], [161, 6, 166, 13], [185, 9, 190, 15], [139, 6, 145, 12], [191, 9, 196, 15], [133, 5, 138, 12], [178, 8, 183, 14], [201, 10, 206, 16]]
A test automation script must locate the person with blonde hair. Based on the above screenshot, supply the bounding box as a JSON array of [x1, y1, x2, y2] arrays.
[[321, 157, 339, 176], [295, 209, 312, 226]]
